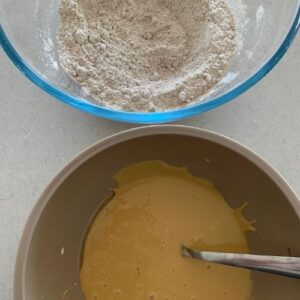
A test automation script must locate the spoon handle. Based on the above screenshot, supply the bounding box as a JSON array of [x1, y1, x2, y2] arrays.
[[182, 246, 300, 279]]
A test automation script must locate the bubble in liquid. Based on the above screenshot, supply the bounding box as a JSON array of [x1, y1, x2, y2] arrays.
[[148, 292, 157, 300], [114, 289, 122, 297], [136, 266, 142, 276]]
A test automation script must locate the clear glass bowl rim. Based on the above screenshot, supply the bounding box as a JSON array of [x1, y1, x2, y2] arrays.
[[1, 4, 299, 124]]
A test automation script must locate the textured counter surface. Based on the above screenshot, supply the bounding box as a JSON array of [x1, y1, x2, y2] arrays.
[[0, 35, 299, 299]]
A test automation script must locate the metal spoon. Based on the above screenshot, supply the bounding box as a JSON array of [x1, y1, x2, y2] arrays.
[[182, 246, 300, 279]]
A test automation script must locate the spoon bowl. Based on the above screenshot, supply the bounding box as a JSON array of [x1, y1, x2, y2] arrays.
[[14, 126, 300, 299]]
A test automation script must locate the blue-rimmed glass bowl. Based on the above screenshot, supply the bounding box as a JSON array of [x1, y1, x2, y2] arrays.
[[1, 1, 299, 124]]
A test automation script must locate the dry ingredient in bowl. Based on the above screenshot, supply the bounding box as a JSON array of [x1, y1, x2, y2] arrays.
[[58, 0, 236, 112]]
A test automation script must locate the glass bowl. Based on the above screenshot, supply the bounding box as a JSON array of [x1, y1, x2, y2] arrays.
[[1, 0, 299, 124]]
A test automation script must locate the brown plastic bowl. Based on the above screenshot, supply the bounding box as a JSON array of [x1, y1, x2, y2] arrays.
[[15, 125, 300, 300]]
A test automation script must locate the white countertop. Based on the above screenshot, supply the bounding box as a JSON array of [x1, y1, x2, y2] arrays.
[[0, 35, 300, 299]]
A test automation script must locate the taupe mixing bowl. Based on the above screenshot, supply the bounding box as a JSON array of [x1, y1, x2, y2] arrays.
[[15, 126, 300, 299]]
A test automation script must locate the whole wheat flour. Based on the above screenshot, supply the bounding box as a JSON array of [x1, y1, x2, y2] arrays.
[[58, 0, 236, 112]]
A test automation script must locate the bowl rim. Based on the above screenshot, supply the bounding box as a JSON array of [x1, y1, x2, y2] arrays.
[[14, 125, 300, 299], [1, 3, 300, 124]]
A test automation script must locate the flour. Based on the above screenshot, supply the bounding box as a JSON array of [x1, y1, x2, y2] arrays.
[[58, 0, 236, 112]]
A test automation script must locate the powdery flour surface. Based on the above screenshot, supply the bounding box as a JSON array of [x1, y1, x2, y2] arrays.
[[58, 0, 236, 112]]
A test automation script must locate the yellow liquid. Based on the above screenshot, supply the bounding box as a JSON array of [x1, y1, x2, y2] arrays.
[[81, 161, 254, 300]]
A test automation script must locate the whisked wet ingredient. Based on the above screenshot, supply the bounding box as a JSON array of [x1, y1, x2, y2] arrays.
[[80, 161, 253, 299]]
